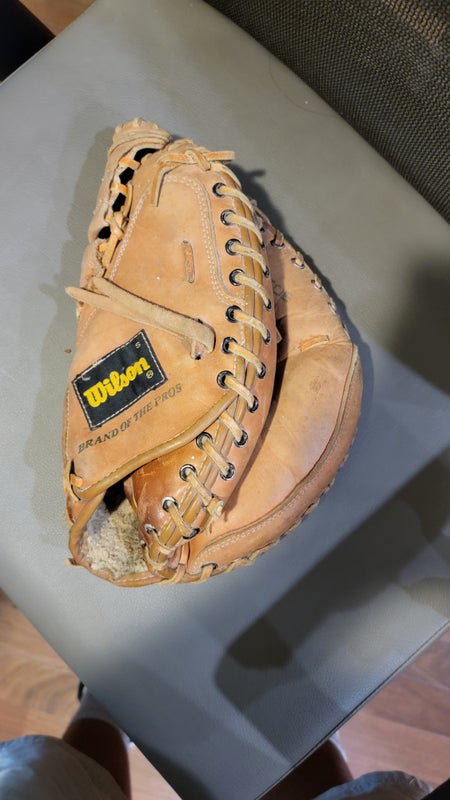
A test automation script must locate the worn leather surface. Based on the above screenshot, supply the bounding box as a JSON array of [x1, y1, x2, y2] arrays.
[[0, 1, 449, 798], [65, 119, 362, 587]]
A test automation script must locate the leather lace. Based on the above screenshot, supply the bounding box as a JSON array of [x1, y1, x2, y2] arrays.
[[66, 276, 215, 359]]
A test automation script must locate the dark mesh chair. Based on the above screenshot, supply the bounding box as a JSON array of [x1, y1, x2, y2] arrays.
[[206, 0, 450, 222], [4, 1, 449, 220]]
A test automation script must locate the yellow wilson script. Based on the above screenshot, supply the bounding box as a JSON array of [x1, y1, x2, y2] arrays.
[[83, 357, 153, 408]]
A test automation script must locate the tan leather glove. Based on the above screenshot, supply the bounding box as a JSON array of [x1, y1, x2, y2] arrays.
[[64, 120, 362, 585]]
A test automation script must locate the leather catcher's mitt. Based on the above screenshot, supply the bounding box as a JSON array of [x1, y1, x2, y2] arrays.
[[64, 119, 363, 586], [64, 120, 277, 584]]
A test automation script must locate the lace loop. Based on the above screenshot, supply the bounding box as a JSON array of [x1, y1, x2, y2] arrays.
[[180, 464, 214, 506], [228, 241, 268, 274], [196, 432, 235, 479], [161, 496, 200, 539], [220, 410, 248, 447], [229, 268, 271, 308], [222, 336, 265, 377], [222, 209, 263, 243], [217, 371, 258, 412], [291, 251, 305, 269], [225, 305, 270, 342]]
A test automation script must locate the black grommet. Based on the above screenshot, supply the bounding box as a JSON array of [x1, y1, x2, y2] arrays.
[[179, 464, 196, 481], [144, 523, 157, 534], [248, 395, 259, 413], [196, 431, 213, 449], [264, 330, 271, 345], [220, 462, 236, 481], [182, 527, 200, 540], [226, 305, 240, 322], [264, 298, 272, 310], [257, 363, 267, 379], [225, 238, 241, 255], [217, 370, 232, 388], [162, 496, 177, 511], [212, 182, 225, 196], [220, 209, 234, 225], [222, 336, 236, 353], [235, 430, 248, 447], [229, 269, 243, 286]]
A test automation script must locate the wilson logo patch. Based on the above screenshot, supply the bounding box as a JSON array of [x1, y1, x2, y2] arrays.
[[73, 330, 167, 430]]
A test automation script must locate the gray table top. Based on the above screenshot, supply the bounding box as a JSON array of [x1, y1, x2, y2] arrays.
[[1, 1, 449, 798]]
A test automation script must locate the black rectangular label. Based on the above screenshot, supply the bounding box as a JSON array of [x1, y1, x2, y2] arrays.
[[73, 330, 167, 430]]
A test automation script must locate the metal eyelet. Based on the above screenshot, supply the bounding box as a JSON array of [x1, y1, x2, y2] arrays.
[[229, 268, 243, 286], [144, 523, 157, 534], [221, 209, 234, 225], [225, 238, 241, 255], [264, 298, 272, 310], [248, 395, 259, 413], [217, 370, 232, 388], [264, 329, 271, 345], [226, 305, 240, 322], [196, 431, 213, 449], [212, 182, 225, 196], [257, 363, 267, 379], [222, 336, 236, 354], [162, 496, 177, 511], [179, 464, 196, 481], [220, 462, 236, 481], [235, 430, 248, 447], [182, 526, 200, 540]]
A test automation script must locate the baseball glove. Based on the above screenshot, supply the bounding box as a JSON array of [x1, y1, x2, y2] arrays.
[[64, 119, 362, 585], [64, 119, 277, 584]]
